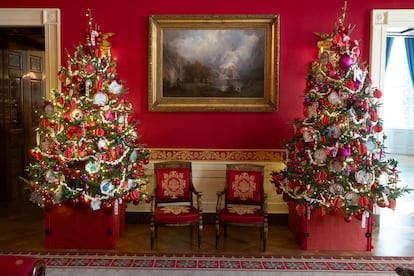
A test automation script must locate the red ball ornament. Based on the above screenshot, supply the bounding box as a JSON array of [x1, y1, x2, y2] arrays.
[[130, 189, 140, 200], [359, 196, 370, 207], [125, 195, 132, 203], [373, 89, 383, 98], [374, 124, 384, 133], [78, 194, 85, 202], [95, 127, 105, 136], [344, 216, 352, 223], [84, 63, 95, 74], [282, 192, 291, 202], [388, 199, 397, 210]]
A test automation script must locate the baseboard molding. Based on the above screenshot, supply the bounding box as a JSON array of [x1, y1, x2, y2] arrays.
[[126, 212, 288, 226], [126, 212, 379, 228]]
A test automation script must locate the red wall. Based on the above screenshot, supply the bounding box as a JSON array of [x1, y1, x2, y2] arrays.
[[1, 0, 413, 149]]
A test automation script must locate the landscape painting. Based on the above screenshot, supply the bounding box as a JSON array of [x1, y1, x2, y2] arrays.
[[162, 29, 264, 98], [148, 15, 280, 112]]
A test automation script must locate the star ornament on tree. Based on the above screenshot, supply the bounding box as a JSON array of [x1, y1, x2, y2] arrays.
[[271, 2, 411, 221], [21, 9, 151, 210]]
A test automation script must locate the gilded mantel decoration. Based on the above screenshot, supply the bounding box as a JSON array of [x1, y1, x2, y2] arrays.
[[148, 148, 285, 162]]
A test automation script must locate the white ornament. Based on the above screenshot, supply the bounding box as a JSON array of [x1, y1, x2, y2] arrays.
[[303, 128, 315, 142], [129, 150, 137, 162], [366, 140, 376, 152], [44, 103, 54, 117], [109, 80, 122, 94], [71, 109, 83, 121], [329, 183, 344, 195], [85, 160, 100, 174], [100, 179, 114, 195], [40, 137, 50, 151], [45, 169, 57, 183], [355, 170, 374, 185], [118, 115, 125, 126], [326, 125, 340, 138], [307, 102, 318, 118], [85, 79, 92, 97], [90, 30, 99, 46], [353, 66, 366, 83], [328, 91, 342, 105], [127, 179, 134, 189], [93, 92, 108, 106], [97, 138, 109, 150], [314, 149, 327, 163], [345, 191, 360, 206], [329, 160, 343, 172], [378, 172, 389, 185], [90, 199, 102, 211]]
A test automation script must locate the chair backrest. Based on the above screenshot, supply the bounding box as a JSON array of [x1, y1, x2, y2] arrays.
[[225, 164, 264, 206], [154, 161, 193, 204]]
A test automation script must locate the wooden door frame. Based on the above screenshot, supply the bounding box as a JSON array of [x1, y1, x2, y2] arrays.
[[0, 8, 61, 98]]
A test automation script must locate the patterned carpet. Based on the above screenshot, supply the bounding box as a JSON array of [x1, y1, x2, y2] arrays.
[[1, 252, 413, 275]]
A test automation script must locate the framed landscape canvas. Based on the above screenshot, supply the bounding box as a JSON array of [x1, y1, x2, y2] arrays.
[[148, 15, 280, 112]]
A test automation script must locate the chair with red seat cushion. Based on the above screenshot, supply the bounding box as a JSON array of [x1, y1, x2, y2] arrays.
[[150, 161, 203, 249], [216, 163, 268, 251], [0, 255, 46, 276]]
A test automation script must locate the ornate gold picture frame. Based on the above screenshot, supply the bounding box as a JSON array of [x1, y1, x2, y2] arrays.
[[148, 15, 280, 112]]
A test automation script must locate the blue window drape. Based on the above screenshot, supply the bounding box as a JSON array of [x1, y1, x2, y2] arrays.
[[405, 38, 414, 87], [385, 37, 394, 70]]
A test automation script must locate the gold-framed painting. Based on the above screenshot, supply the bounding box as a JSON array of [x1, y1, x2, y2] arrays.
[[148, 14, 280, 112]]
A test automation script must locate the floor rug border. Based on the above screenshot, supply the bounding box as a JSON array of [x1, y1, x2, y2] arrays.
[[1, 251, 413, 273]]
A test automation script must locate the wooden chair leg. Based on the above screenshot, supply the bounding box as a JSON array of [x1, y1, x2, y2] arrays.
[[263, 225, 268, 252], [215, 221, 220, 249], [150, 225, 155, 250], [198, 223, 202, 249]]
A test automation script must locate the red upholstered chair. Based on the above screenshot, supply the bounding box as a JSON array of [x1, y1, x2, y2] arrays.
[[0, 255, 46, 276], [216, 163, 268, 251], [150, 161, 203, 249]]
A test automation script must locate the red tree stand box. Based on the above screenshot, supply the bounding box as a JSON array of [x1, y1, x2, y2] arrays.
[[288, 202, 373, 251], [44, 200, 125, 249]]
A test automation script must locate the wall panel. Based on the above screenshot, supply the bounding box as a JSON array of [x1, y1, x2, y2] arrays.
[[127, 148, 288, 214]]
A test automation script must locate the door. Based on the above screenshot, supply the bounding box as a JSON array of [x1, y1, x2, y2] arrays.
[[0, 50, 45, 202]]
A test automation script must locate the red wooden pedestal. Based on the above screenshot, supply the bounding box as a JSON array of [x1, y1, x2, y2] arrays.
[[288, 202, 373, 251], [44, 200, 125, 249]]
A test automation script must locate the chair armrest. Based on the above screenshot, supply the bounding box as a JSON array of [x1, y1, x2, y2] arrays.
[[194, 191, 203, 211], [263, 193, 268, 214], [216, 190, 225, 213], [150, 193, 156, 213]]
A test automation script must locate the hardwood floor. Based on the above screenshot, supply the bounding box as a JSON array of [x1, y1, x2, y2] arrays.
[[0, 154, 413, 257]]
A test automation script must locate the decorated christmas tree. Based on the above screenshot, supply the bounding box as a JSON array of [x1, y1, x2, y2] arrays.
[[271, 3, 410, 221], [23, 10, 150, 210]]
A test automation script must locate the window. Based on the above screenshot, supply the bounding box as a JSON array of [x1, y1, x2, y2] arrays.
[[384, 37, 414, 128]]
